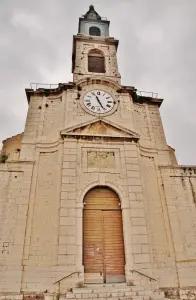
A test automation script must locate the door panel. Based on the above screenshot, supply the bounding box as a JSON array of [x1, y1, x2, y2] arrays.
[[83, 209, 104, 283], [103, 210, 125, 283]]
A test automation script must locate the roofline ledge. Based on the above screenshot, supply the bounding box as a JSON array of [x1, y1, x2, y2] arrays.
[[25, 82, 75, 103]]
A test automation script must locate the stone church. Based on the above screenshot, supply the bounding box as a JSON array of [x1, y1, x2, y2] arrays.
[[0, 5, 196, 300]]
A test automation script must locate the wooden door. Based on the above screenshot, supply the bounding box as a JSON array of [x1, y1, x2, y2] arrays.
[[83, 187, 125, 283]]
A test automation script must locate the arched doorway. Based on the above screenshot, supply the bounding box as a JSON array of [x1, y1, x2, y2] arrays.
[[83, 187, 125, 284]]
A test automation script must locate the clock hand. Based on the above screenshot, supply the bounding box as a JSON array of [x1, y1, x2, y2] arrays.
[[95, 95, 105, 110]]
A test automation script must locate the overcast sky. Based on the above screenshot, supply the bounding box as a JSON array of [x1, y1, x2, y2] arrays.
[[0, 0, 196, 164]]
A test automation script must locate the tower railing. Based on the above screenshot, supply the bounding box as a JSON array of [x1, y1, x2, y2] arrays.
[[30, 83, 59, 91], [137, 90, 158, 99]]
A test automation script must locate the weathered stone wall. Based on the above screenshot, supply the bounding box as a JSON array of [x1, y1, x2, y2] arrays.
[[0, 162, 33, 292], [42, 96, 63, 138], [148, 104, 167, 150], [140, 154, 178, 288], [161, 166, 196, 288], [20, 95, 43, 161], [21, 143, 63, 292]]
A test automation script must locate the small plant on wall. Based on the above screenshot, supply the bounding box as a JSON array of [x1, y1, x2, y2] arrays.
[[76, 281, 85, 288], [0, 154, 8, 163], [127, 280, 135, 286]]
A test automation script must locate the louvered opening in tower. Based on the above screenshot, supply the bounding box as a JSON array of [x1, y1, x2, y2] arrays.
[[89, 26, 101, 36], [88, 51, 105, 73]]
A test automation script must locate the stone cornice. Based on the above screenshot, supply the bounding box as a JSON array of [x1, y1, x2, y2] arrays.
[[160, 165, 196, 177], [25, 82, 75, 104], [160, 165, 196, 170], [0, 161, 34, 172], [73, 34, 118, 48], [118, 86, 163, 107], [25, 80, 163, 108]]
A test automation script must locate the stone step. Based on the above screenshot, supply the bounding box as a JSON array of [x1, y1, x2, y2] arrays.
[[62, 295, 164, 300], [72, 287, 144, 294], [62, 289, 165, 300], [86, 284, 145, 292], [59, 282, 165, 300]]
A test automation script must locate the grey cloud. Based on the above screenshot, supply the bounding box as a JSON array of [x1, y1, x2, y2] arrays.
[[0, 0, 196, 164]]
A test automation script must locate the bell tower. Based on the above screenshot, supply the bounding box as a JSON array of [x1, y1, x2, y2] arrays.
[[72, 5, 121, 83]]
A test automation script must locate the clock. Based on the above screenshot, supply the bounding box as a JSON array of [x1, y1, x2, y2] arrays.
[[83, 90, 116, 114]]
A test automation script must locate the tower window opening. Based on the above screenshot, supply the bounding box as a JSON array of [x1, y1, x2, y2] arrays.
[[89, 26, 101, 36], [88, 50, 105, 73]]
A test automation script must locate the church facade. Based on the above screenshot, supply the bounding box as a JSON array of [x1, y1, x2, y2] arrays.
[[1, 5, 196, 299]]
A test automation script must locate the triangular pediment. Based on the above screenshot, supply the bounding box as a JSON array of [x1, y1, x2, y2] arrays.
[[61, 118, 139, 141]]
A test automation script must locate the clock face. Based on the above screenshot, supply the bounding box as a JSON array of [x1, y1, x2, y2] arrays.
[[83, 90, 115, 114]]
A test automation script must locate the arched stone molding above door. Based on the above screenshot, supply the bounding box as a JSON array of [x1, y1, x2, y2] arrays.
[[76, 180, 129, 209]]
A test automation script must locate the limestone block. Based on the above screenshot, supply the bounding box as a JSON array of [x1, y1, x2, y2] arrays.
[[131, 226, 147, 235], [130, 185, 143, 193], [63, 155, 77, 162], [61, 184, 76, 192], [126, 164, 140, 171], [127, 178, 141, 186], [59, 236, 75, 245], [128, 193, 137, 201], [130, 201, 144, 208], [142, 245, 150, 253], [58, 255, 75, 266], [58, 245, 66, 254], [124, 150, 138, 158], [60, 208, 75, 217], [130, 209, 145, 218], [60, 217, 75, 226], [132, 235, 148, 244], [59, 226, 75, 236], [60, 200, 75, 208], [131, 218, 146, 226], [127, 171, 140, 178], [133, 245, 142, 254], [62, 177, 70, 184]]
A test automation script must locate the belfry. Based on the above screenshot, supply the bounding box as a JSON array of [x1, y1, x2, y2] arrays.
[[1, 5, 196, 300]]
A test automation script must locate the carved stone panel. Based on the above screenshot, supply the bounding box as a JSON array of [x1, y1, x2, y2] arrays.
[[87, 151, 115, 169], [82, 147, 120, 173]]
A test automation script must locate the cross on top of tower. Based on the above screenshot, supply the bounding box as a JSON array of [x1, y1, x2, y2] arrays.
[[83, 4, 101, 20]]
